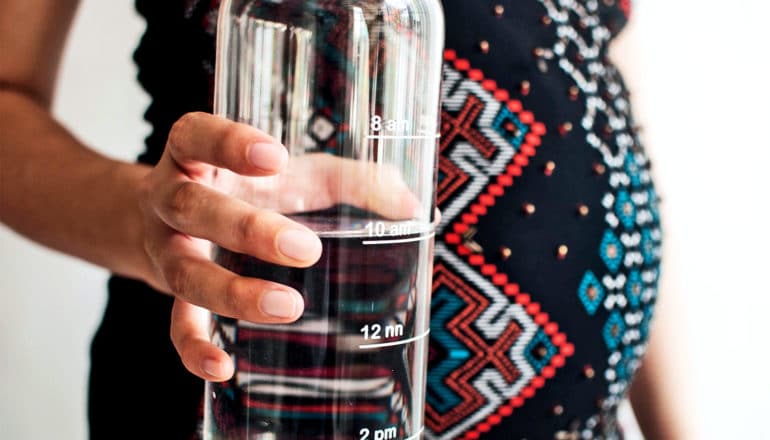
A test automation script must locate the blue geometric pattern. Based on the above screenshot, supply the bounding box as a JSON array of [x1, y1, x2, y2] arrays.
[[649, 188, 661, 223], [625, 270, 643, 309], [599, 230, 624, 273], [640, 304, 655, 340], [624, 152, 642, 188], [492, 108, 528, 147], [602, 311, 625, 350], [614, 190, 636, 229], [428, 286, 471, 413], [615, 346, 636, 382], [524, 329, 557, 373], [577, 271, 606, 316], [640, 228, 656, 265]]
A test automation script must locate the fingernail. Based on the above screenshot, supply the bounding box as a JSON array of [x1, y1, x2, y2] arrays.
[[261, 290, 302, 319], [277, 228, 321, 261], [202, 358, 225, 378], [248, 142, 288, 171]]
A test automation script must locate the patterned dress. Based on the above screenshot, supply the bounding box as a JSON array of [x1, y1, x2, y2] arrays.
[[88, 1, 661, 439]]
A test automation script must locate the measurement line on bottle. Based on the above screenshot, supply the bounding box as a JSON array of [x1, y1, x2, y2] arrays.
[[362, 232, 435, 246], [403, 427, 425, 440], [358, 329, 430, 350], [366, 134, 441, 140]]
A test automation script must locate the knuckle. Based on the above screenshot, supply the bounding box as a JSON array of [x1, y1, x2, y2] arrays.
[[236, 212, 263, 243], [164, 257, 196, 296], [216, 123, 242, 164], [137, 175, 158, 215], [168, 116, 190, 151], [223, 276, 248, 316], [168, 112, 201, 155], [167, 181, 198, 220]]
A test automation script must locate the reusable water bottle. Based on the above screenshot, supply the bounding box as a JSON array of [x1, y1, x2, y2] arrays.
[[204, 1, 444, 439]]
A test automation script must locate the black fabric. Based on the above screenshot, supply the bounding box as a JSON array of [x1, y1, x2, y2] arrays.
[[88, 277, 202, 440], [133, 0, 215, 166]]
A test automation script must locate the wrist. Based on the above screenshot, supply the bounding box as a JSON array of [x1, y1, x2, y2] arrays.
[[103, 160, 158, 287]]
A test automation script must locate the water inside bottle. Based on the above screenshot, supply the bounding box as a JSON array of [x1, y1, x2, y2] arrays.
[[205, 212, 433, 440]]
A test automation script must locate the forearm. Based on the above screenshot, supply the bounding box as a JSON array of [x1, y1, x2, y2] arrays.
[[629, 287, 697, 439], [0, 88, 154, 282]]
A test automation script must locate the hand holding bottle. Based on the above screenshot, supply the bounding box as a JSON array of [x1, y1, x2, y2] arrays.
[[138, 111, 419, 382]]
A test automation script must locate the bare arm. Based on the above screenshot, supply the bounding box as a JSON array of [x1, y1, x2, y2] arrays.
[[629, 304, 696, 439], [0, 0, 155, 281], [0, 0, 318, 380]]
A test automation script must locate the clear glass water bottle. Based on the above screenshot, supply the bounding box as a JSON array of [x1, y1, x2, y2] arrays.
[[204, 1, 444, 439]]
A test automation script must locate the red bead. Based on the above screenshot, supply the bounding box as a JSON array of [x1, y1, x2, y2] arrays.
[[479, 194, 495, 206], [519, 111, 535, 124], [497, 174, 513, 186], [535, 312, 549, 325], [505, 284, 521, 296], [544, 322, 558, 335], [457, 245, 471, 256], [445, 233, 461, 244], [532, 122, 546, 135], [542, 366, 556, 378], [522, 386, 535, 398], [553, 332, 567, 346], [499, 405, 513, 416], [525, 133, 542, 146], [454, 58, 470, 71], [453, 223, 468, 234], [526, 303, 541, 315], [514, 154, 529, 166], [444, 49, 457, 60], [469, 254, 485, 266], [520, 144, 536, 157], [515, 292, 530, 304], [465, 432, 480, 440], [532, 376, 545, 389], [468, 69, 484, 81], [488, 184, 504, 196], [478, 423, 491, 433], [551, 354, 566, 368], [493, 273, 508, 285], [506, 164, 523, 176], [488, 414, 502, 425], [482, 79, 497, 91], [462, 213, 478, 224], [507, 100, 523, 112], [471, 204, 487, 215], [481, 264, 497, 275], [494, 89, 510, 101], [511, 396, 525, 408], [561, 343, 575, 357]]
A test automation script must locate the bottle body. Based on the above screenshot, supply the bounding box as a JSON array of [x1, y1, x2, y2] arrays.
[[204, 1, 444, 438]]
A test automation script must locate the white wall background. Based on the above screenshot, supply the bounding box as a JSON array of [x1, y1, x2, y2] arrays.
[[1, 0, 769, 439]]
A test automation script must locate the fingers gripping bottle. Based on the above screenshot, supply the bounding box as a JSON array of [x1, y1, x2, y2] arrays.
[[203, 1, 445, 439]]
